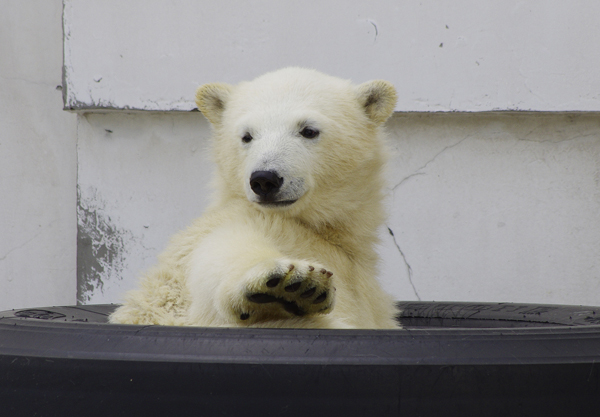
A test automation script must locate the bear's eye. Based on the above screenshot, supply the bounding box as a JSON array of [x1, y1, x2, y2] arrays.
[[241, 133, 253, 143], [299, 127, 319, 139]]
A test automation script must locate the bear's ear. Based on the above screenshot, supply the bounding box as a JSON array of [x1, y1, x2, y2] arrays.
[[355, 80, 397, 125], [195, 83, 234, 125]]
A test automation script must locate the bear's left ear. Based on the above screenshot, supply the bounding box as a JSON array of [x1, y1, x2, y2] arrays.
[[195, 83, 234, 126], [355, 80, 397, 125]]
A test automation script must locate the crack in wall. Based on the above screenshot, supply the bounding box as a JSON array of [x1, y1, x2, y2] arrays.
[[0, 219, 59, 262], [387, 226, 421, 301], [0, 232, 43, 261], [367, 19, 379, 42], [392, 136, 471, 191], [516, 132, 599, 144], [385, 136, 473, 301], [0, 75, 55, 88]]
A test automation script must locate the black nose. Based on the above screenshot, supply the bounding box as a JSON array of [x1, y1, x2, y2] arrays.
[[250, 171, 283, 197]]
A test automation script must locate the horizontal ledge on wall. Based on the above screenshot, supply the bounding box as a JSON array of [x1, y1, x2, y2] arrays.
[[63, 104, 201, 113], [63, 0, 600, 115], [62, 105, 600, 117]]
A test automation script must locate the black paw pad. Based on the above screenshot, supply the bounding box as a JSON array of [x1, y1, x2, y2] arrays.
[[266, 276, 282, 288], [284, 282, 302, 292], [240, 313, 250, 320], [247, 293, 277, 304], [282, 301, 305, 316], [300, 287, 316, 298], [313, 292, 327, 304]]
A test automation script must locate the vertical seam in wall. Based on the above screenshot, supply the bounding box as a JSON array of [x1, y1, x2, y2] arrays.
[[65, 0, 82, 304], [75, 113, 81, 305], [61, 0, 67, 107]]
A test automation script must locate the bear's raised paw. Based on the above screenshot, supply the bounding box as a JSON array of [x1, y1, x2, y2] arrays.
[[236, 260, 335, 323]]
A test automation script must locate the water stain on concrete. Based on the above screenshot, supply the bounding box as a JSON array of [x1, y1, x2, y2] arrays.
[[77, 186, 131, 304]]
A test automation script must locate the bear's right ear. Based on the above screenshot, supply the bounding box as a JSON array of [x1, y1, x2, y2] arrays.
[[195, 83, 234, 126]]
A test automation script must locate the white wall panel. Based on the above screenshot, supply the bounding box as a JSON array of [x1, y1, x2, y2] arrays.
[[381, 113, 600, 305], [0, 0, 77, 310], [76, 113, 214, 303], [63, 0, 600, 112], [76, 112, 600, 307]]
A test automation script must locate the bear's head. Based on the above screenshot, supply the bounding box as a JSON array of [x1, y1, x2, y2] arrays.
[[196, 68, 396, 228]]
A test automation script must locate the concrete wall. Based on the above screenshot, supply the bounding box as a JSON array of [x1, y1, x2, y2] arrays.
[[76, 112, 600, 306], [1, 0, 599, 311], [76, 112, 213, 303], [63, 0, 600, 112], [0, 0, 78, 310], [383, 113, 600, 305]]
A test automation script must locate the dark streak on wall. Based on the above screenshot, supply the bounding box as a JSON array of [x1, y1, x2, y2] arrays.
[[76, 186, 130, 304]]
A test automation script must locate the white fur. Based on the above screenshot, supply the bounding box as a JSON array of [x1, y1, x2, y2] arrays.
[[109, 68, 399, 329]]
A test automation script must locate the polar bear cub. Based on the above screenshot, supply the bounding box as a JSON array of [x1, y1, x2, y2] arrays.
[[109, 68, 399, 329]]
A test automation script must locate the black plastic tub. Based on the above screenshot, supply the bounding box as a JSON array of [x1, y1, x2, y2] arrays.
[[1, 302, 600, 416]]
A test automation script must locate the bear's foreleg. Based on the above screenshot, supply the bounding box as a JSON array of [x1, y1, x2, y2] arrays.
[[185, 224, 337, 327]]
